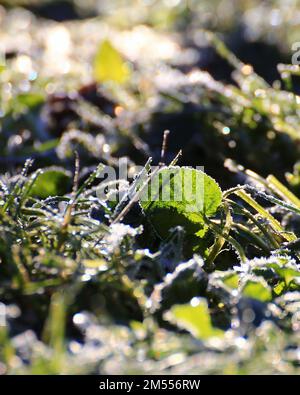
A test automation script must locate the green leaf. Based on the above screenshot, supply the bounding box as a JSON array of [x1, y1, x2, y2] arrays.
[[140, 167, 222, 240], [93, 39, 131, 84], [222, 272, 239, 289], [153, 259, 208, 313], [267, 263, 300, 286], [242, 279, 272, 302], [273, 281, 286, 296], [250, 256, 300, 288], [30, 168, 71, 199], [165, 298, 224, 340]]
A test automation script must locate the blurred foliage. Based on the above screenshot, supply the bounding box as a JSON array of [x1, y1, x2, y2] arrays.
[[93, 40, 131, 84], [0, 0, 300, 375]]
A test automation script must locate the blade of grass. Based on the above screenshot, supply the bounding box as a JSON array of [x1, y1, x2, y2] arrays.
[[235, 190, 296, 243]]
